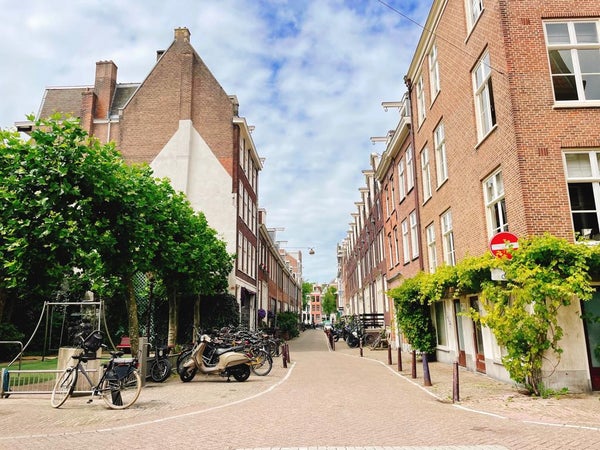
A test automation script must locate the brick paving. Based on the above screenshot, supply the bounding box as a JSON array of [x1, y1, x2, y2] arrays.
[[1, 329, 600, 449]]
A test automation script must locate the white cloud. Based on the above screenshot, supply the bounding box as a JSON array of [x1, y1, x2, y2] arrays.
[[0, 0, 432, 282]]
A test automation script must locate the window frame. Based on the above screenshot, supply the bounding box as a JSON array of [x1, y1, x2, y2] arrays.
[[429, 42, 441, 101], [416, 75, 427, 127], [434, 121, 448, 187], [472, 51, 497, 141], [441, 209, 456, 266], [544, 20, 600, 105], [426, 222, 438, 273], [483, 169, 508, 236], [421, 147, 432, 202]]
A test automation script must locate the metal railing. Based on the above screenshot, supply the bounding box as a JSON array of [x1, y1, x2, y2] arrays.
[[1, 367, 101, 398]]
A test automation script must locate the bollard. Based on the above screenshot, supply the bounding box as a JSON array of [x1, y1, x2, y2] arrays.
[[397, 347, 402, 372], [359, 340, 363, 357], [285, 343, 291, 364], [453, 361, 460, 403], [411, 350, 417, 379], [387, 343, 392, 365], [282, 344, 288, 368]]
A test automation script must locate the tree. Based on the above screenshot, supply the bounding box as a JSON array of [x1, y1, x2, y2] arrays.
[[301, 281, 312, 310], [322, 285, 338, 318]]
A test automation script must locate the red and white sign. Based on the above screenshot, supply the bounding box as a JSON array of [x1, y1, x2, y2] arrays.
[[489, 232, 519, 259]]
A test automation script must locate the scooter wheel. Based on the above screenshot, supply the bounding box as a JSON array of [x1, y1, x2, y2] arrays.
[[232, 365, 251, 382], [179, 366, 197, 382], [150, 359, 172, 383]]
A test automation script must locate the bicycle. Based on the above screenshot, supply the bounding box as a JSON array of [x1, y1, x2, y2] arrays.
[[50, 330, 142, 409], [147, 341, 172, 383]]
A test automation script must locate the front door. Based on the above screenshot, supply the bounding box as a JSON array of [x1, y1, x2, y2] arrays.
[[581, 289, 600, 390], [470, 296, 486, 373], [454, 299, 466, 367]]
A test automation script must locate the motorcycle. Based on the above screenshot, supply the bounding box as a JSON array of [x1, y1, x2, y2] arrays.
[[178, 334, 252, 382]]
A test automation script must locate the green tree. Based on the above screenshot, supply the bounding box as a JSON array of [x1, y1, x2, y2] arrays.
[[302, 281, 312, 310], [322, 285, 337, 317]]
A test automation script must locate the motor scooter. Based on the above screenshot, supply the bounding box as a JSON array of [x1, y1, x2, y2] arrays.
[[178, 334, 251, 382]]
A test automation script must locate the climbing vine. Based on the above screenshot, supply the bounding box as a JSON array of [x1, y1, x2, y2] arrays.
[[388, 234, 600, 396]]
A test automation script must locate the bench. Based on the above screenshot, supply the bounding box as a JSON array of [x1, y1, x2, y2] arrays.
[[116, 336, 131, 353]]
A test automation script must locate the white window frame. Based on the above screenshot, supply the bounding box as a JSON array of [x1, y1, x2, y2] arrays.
[[441, 209, 456, 266], [416, 75, 426, 126], [410, 211, 420, 259], [398, 157, 406, 200], [429, 42, 441, 101], [484, 169, 508, 236], [406, 146, 415, 191], [421, 147, 432, 201], [402, 219, 410, 263], [473, 51, 496, 140], [426, 223, 438, 273], [433, 302, 448, 347], [434, 121, 448, 186], [544, 20, 600, 105], [466, 0, 484, 31], [564, 150, 600, 240]]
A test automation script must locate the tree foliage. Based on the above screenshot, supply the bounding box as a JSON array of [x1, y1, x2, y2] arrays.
[[0, 116, 234, 353], [321, 285, 338, 317], [388, 234, 598, 395]]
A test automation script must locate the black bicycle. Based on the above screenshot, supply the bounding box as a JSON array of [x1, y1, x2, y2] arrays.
[[148, 341, 172, 383], [50, 330, 142, 409]]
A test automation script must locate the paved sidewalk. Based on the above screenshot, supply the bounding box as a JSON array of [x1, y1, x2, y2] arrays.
[[329, 332, 600, 429], [2, 329, 600, 449]]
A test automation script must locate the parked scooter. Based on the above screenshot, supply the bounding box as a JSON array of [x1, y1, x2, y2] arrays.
[[178, 334, 252, 382]]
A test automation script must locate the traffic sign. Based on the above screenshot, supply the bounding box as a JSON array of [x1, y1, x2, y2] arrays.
[[489, 232, 519, 259]]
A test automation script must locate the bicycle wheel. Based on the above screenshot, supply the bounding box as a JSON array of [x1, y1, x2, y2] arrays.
[[150, 358, 172, 383], [101, 369, 142, 410], [51, 367, 78, 408], [250, 349, 273, 376]]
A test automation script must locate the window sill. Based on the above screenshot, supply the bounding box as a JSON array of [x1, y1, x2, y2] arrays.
[[475, 124, 498, 150], [553, 101, 600, 109]]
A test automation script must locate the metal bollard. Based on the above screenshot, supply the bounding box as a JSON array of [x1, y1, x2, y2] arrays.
[[453, 361, 460, 403], [285, 343, 290, 364], [387, 343, 392, 365], [411, 350, 417, 379], [397, 347, 402, 372], [282, 344, 288, 368]]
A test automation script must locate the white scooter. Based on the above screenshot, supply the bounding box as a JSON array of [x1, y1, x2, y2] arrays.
[[178, 334, 251, 382]]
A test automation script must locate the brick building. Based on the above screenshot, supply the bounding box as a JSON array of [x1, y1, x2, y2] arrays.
[[339, 0, 600, 391], [20, 27, 301, 329]]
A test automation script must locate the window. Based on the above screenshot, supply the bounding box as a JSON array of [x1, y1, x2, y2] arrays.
[[484, 170, 508, 235], [434, 122, 448, 186], [416, 75, 426, 126], [564, 150, 600, 240], [406, 146, 415, 191], [410, 211, 419, 259], [398, 157, 406, 200], [473, 52, 496, 139], [466, 0, 483, 30], [388, 232, 395, 268], [426, 223, 437, 273], [393, 226, 400, 266], [429, 43, 441, 100], [441, 210, 456, 266], [433, 302, 448, 346], [402, 219, 410, 263], [544, 21, 600, 103], [421, 147, 432, 201]]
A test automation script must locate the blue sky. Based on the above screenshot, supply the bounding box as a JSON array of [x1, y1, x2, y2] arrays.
[[0, 0, 432, 283]]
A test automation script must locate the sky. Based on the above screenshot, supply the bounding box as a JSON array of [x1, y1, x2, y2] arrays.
[[0, 0, 433, 283]]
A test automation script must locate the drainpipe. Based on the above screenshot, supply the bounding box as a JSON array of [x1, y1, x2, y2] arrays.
[[404, 76, 425, 271]]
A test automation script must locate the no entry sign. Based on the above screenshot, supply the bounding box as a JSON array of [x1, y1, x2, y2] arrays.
[[489, 232, 519, 259]]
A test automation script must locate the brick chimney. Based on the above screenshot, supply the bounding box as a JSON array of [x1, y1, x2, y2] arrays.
[[174, 27, 190, 42], [94, 60, 118, 119]]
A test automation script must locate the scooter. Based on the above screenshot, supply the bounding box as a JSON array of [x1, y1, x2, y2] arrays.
[[178, 334, 252, 382]]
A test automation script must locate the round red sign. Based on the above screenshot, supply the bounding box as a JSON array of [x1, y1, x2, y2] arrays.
[[489, 232, 519, 259]]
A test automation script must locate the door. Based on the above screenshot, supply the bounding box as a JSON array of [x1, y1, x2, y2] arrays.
[[453, 299, 466, 367], [470, 296, 486, 373], [581, 289, 600, 390]]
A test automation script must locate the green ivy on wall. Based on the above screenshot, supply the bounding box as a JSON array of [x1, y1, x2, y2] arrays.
[[388, 234, 600, 396]]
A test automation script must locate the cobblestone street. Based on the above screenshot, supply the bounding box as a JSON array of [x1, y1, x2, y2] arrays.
[[2, 329, 600, 449]]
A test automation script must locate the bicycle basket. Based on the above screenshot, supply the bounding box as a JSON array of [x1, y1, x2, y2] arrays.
[[82, 330, 104, 353]]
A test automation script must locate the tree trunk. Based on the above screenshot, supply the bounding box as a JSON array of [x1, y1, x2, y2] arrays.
[[167, 287, 178, 347], [193, 295, 201, 334], [125, 274, 140, 356]]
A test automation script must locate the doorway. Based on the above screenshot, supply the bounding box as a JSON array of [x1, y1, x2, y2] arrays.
[[470, 296, 486, 373], [582, 288, 600, 390], [453, 299, 466, 367]]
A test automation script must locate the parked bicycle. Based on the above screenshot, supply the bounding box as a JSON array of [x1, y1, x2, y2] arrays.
[[50, 330, 142, 409], [147, 340, 172, 383]]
